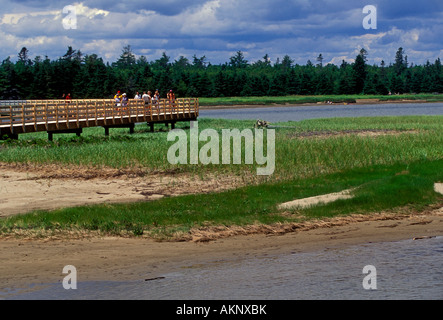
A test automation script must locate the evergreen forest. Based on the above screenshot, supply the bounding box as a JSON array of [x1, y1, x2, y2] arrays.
[[1, 45, 442, 100]]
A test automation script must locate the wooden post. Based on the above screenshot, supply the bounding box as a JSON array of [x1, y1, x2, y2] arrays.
[[34, 104, 37, 131], [65, 101, 70, 129], [104, 101, 108, 126], [9, 106, 13, 134], [55, 104, 59, 130], [95, 102, 98, 124], [85, 101, 89, 126], [45, 103, 49, 131], [136, 100, 140, 122], [112, 100, 116, 124], [21, 105, 25, 133], [127, 100, 130, 122], [76, 100, 79, 128]]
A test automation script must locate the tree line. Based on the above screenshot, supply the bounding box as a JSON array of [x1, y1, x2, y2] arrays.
[[1, 45, 442, 100]]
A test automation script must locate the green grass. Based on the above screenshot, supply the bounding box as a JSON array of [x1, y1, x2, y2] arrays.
[[1, 115, 442, 239], [1, 116, 442, 181], [1, 160, 441, 239]]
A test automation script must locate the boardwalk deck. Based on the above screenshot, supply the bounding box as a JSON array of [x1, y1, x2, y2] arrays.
[[0, 98, 198, 139]]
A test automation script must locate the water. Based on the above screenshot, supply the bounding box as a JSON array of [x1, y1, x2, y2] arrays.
[[2, 101, 442, 125], [199, 102, 443, 122], [3, 236, 442, 300]]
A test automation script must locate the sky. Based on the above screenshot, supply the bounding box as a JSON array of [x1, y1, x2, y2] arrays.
[[1, 0, 442, 66]]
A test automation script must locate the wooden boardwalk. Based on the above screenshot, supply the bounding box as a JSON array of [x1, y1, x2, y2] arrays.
[[0, 98, 199, 140]]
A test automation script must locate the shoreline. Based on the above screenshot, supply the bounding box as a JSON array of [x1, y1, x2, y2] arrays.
[[199, 98, 440, 110], [1, 207, 442, 293]]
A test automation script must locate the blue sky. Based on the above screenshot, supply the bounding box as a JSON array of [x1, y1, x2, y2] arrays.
[[1, 0, 442, 66]]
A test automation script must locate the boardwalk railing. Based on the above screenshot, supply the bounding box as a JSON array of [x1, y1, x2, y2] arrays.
[[0, 98, 199, 139]]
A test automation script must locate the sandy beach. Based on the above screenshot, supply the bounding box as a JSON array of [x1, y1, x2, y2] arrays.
[[0, 164, 247, 218]]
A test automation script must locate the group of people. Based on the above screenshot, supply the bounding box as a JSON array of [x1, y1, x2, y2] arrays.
[[116, 89, 176, 105], [113, 89, 177, 111], [60, 90, 177, 106], [61, 93, 72, 102], [113, 91, 129, 108]]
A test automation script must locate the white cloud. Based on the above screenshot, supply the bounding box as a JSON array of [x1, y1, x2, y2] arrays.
[[178, 0, 240, 36], [74, 2, 109, 18]]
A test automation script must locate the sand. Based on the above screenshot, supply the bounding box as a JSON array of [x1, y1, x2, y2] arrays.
[[0, 165, 246, 218], [1, 207, 442, 293], [278, 188, 355, 210], [1, 164, 442, 295]]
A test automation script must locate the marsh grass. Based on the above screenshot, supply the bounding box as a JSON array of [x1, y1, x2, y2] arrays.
[[1, 116, 442, 180], [1, 160, 442, 240], [1, 115, 442, 239]]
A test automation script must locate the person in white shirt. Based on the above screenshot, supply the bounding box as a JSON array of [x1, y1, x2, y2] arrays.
[[142, 91, 151, 103]]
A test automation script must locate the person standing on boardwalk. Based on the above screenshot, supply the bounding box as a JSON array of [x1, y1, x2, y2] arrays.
[[122, 93, 129, 109], [142, 91, 151, 104], [142, 91, 152, 116], [114, 90, 122, 110], [167, 89, 176, 109], [154, 89, 160, 101], [167, 90, 175, 101], [152, 89, 160, 114], [114, 91, 122, 103]]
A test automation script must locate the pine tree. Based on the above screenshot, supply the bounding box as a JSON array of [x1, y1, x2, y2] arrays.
[[394, 47, 406, 76], [229, 51, 248, 69], [115, 45, 136, 69], [352, 49, 368, 94], [316, 54, 324, 68]]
